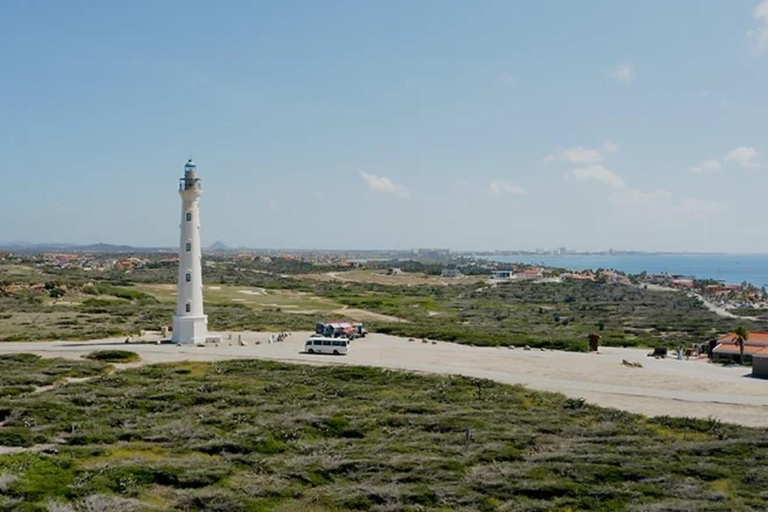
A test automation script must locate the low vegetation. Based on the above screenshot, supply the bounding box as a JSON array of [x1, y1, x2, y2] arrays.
[[1, 259, 761, 350], [320, 279, 757, 351], [0, 354, 108, 400], [0, 356, 767, 510], [84, 350, 140, 363], [730, 307, 768, 319]]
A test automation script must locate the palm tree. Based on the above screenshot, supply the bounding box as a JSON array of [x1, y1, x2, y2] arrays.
[[733, 326, 750, 365]]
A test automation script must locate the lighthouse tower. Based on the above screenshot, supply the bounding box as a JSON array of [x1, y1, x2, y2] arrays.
[[172, 159, 208, 345]]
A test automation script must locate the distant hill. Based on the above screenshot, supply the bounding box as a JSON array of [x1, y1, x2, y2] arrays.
[[0, 242, 171, 254], [0, 239, 254, 256], [206, 241, 232, 252], [79, 243, 141, 253]]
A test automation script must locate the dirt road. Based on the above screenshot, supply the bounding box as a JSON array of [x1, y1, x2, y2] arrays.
[[2, 332, 767, 427]]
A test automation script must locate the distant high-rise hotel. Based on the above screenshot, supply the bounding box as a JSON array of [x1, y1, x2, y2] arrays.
[[172, 160, 208, 345]]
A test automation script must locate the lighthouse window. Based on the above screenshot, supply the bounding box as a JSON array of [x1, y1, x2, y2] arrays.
[[185, 242, 191, 252], [186, 212, 192, 222], [185, 273, 191, 282], [185, 303, 191, 313]]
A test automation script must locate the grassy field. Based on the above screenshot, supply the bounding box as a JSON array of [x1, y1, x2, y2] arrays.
[[0, 264, 326, 341], [137, 284, 343, 314], [1, 355, 767, 511], [729, 307, 768, 319], [313, 279, 761, 351], [0, 265, 45, 277], [1, 261, 761, 349], [0, 263, 407, 341], [305, 269, 486, 287]]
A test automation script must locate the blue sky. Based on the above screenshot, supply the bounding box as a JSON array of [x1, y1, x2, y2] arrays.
[[1, 1, 767, 252]]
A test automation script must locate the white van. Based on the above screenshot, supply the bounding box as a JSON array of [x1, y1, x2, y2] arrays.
[[305, 336, 349, 355]]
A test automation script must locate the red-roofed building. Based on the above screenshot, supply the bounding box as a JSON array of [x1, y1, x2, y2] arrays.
[[713, 331, 768, 363], [518, 267, 544, 280], [568, 272, 596, 281], [599, 270, 631, 285]]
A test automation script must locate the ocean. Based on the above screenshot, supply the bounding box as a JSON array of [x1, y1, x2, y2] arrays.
[[486, 254, 768, 288]]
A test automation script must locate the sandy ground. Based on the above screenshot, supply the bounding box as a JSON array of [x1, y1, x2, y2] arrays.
[[2, 332, 768, 427]]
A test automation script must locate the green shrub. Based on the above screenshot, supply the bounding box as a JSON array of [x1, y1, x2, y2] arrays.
[[4, 456, 76, 501], [84, 350, 140, 363], [2, 333, 768, 510], [0, 427, 36, 447]]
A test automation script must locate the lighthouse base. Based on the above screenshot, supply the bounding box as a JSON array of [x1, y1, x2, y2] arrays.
[[172, 315, 208, 345]]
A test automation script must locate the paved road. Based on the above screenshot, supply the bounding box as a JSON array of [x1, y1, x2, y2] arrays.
[[2, 332, 767, 427]]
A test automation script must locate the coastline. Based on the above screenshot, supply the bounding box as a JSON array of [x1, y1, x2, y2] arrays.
[[484, 253, 768, 288]]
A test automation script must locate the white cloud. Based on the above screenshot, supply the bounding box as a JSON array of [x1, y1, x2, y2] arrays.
[[543, 141, 618, 165], [488, 180, 527, 196], [690, 147, 760, 174], [689, 159, 722, 174], [568, 165, 626, 189], [611, 63, 635, 83], [558, 147, 603, 165], [611, 189, 673, 206], [748, 0, 768, 52], [358, 171, 410, 198], [724, 146, 759, 169]]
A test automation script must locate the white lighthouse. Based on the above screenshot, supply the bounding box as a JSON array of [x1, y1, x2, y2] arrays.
[[172, 159, 208, 345]]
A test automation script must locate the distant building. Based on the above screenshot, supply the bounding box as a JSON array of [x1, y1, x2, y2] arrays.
[[567, 272, 596, 281], [115, 257, 147, 271], [489, 268, 545, 282], [713, 331, 768, 363], [490, 270, 514, 281], [600, 270, 631, 285], [441, 269, 463, 278], [386, 267, 403, 276], [517, 268, 544, 280], [413, 248, 451, 259]]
